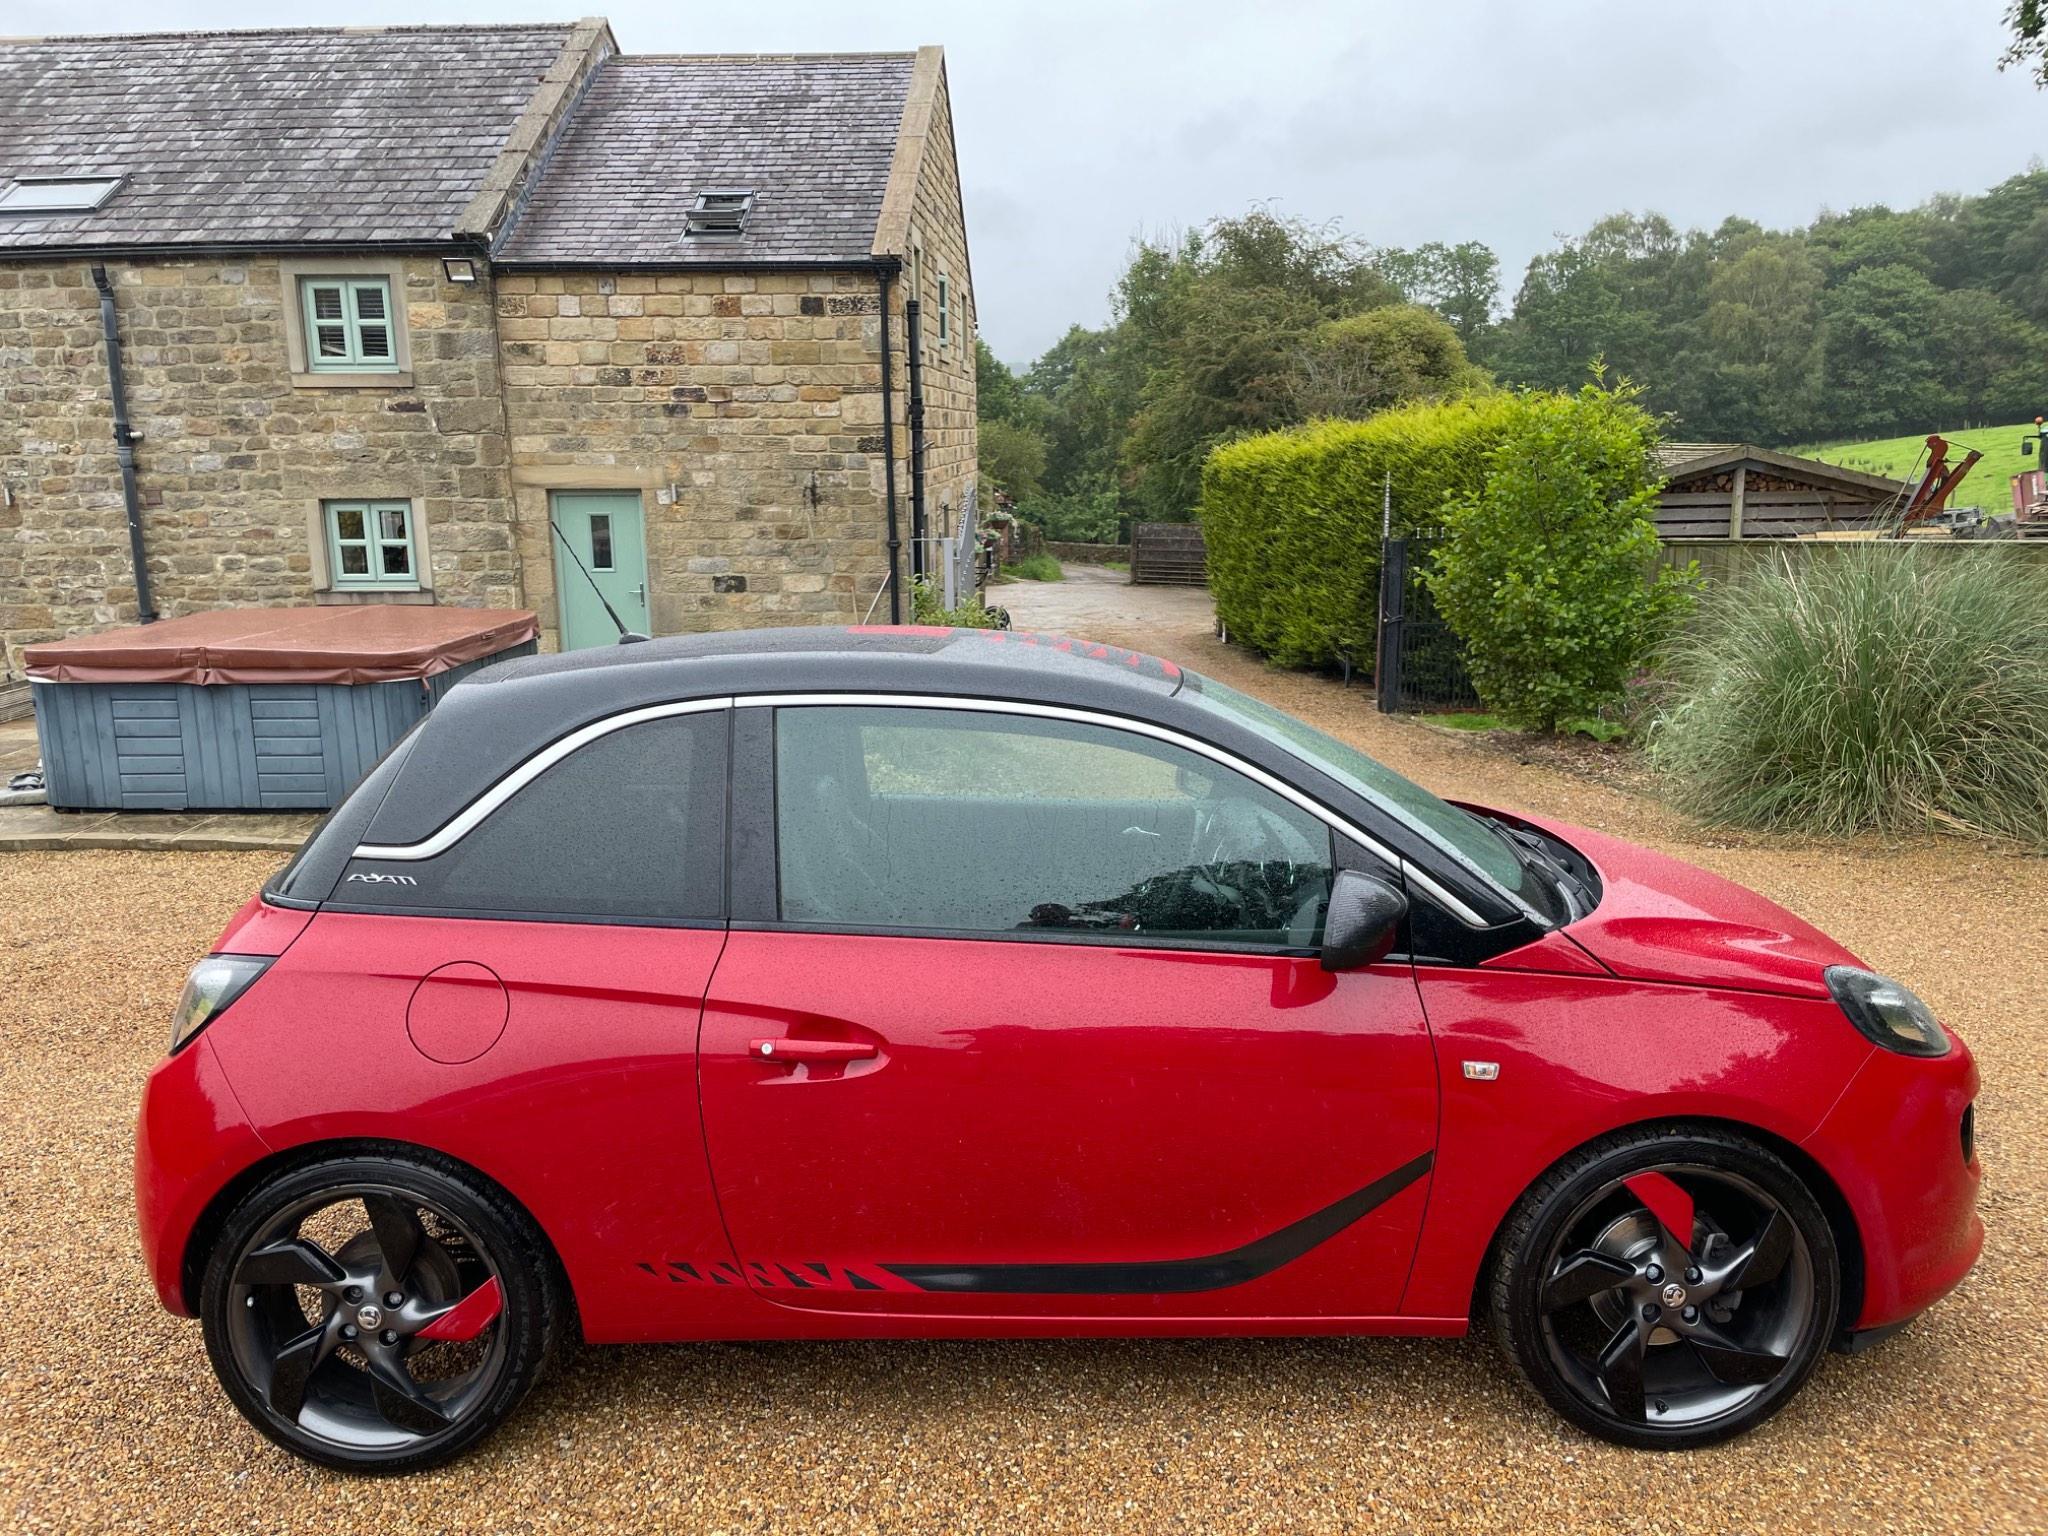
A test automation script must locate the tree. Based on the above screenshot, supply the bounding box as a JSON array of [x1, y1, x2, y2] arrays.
[[2002, 1, 2048, 85], [1113, 211, 1405, 519], [1816, 264, 1952, 435], [975, 338, 1031, 425], [1674, 240, 1823, 440], [1286, 305, 1488, 420], [1374, 241, 1500, 345], [1427, 383, 1696, 732], [977, 416, 1048, 500], [1024, 324, 1132, 501]]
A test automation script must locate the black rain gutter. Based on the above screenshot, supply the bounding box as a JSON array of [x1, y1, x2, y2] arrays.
[[90, 264, 155, 624], [904, 296, 928, 582], [490, 256, 904, 274], [15, 238, 482, 263], [877, 266, 903, 622]]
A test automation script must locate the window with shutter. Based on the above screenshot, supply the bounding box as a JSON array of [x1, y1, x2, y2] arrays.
[[300, 277, 400, 373]]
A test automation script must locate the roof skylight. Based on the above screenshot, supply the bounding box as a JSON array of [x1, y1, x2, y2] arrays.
[[684, 189, 754, 239], [0, 176, 125, 214]]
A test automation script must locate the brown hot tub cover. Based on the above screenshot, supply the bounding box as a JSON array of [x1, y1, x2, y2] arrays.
[[23, 605, 540, 686]]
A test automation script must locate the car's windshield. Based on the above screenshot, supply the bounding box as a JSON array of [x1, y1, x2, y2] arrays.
[[1184, 674, 1546, 913]]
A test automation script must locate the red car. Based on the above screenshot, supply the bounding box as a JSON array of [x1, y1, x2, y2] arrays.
[[136, 627, 1982, 1471]]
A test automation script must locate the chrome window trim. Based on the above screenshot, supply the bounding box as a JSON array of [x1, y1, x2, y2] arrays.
[[739, 693, 1490, 928], [352, 697, 733, 862], [353, 689, 1491, 927]]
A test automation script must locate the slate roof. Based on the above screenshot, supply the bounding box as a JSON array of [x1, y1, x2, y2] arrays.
[[0, 25, 572, 250], [493, 54, 914, 265]]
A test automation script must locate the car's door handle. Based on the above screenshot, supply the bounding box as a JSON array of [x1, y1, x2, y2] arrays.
[[749, 1038, 878, 1064]]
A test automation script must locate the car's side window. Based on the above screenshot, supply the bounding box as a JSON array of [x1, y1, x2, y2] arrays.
[[343, 712, 726, 922], [773, 705, 1332, 947]]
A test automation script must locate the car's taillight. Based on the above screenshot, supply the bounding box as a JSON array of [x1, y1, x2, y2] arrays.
[[168, 954, 273, 1055]]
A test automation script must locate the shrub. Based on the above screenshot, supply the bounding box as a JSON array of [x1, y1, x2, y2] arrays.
[[1199, 393, 1521, 667], [1428, 383, 1696, 731], [1004, 553, 1063, 582], [1649, 545, 2048, 844], [910, 577, 1005, 629]]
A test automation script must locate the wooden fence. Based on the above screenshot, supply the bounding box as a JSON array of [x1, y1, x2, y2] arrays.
[[1130, 522, 1207, 586], [1657, 537, 2048, 587]]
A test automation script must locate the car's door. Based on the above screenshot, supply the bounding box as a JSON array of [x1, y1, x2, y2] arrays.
[[260, 705, 739, 1343], [695, 700, 1440, 1321]]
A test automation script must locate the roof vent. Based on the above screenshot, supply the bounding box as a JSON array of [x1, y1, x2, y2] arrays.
[[0, 176, 125, 215], [685, 190, 754, 239]]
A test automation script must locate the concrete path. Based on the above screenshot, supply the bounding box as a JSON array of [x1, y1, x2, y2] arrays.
[[0, 805, 317, 853], [993, 561, 1215, 638], [0, 714, 315, 852]]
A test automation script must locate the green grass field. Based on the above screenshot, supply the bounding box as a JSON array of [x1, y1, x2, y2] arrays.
[[1795, 422, 2039, 512]]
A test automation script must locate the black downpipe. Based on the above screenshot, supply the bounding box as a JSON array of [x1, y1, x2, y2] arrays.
[[91, 264, 155, 623], [877, 268, 902, 622], [904, 297, 928, 581]]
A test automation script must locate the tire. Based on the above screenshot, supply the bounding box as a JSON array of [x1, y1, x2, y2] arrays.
[[199, 1148, 563, 1473], [1488, 1124, 1839, 1450]]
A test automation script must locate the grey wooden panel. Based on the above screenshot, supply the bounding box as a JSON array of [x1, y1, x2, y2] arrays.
[[32, 683, 93, 808], [29, 638, 532, 811], [111, 697, 181, 718]]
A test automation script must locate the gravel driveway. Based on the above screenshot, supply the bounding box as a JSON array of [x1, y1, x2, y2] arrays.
[[3, 579, 2042, 1533]]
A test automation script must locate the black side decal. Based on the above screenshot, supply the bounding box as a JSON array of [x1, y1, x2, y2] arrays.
[[881, 1151, 1434, 1295]]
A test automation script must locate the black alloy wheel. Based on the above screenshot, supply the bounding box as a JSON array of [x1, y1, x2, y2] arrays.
[[1491, 1126, 1839, 1449], [200, 1151, 563, 1473]]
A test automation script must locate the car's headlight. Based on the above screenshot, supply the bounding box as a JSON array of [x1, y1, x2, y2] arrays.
[[169, 955, 273, 1054], [1825, 966, 1949, 1058]]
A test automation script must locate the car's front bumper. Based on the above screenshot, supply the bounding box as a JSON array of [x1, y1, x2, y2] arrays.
[[1803, 1035, 1982, 1332], [135, 1036, 270, 1316]]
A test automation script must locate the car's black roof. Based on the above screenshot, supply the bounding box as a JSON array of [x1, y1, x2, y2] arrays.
[[273, 624, 1534, 936], [474, 624, 1190, 700], [365, 627, 1192, 847]]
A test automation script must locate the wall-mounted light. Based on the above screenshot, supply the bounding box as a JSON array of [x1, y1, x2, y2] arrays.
[[442, 257, 478, 284]]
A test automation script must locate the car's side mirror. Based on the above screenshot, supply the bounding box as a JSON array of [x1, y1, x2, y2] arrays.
[[1320, 869, 1408, 972]]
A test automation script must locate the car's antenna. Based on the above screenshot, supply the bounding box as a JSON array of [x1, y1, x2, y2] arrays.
[[549, 518, 649, 645]]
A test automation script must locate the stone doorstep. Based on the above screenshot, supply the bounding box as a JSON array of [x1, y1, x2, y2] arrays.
[[0, 804, 317, 854]]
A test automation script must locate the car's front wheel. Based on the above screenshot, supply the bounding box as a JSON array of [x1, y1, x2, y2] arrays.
[[1489, 1125, 1839, 1449], [199, 1149, 564, 1473]]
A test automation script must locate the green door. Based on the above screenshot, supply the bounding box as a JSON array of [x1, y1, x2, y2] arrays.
[[552, 491, 650, 650]]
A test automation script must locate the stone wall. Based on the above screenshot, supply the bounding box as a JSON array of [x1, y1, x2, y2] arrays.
[[0, 254, 515, 677], [493, 267, 894, 646], [901, 64, 978, 567]]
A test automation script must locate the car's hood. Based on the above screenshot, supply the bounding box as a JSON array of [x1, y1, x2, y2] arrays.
[[1519, 814, 1862, 998]]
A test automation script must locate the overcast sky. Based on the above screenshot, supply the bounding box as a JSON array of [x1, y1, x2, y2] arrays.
[[13, 1, 2045, 365]]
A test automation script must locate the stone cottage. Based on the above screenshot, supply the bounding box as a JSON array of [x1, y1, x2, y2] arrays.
[[0, 18, 977, 674]]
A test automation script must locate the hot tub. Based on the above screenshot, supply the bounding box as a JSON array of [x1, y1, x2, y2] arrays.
[[24, 606, 538, 811]]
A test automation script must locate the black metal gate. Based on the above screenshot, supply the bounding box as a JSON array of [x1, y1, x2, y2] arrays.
[[1375, 534, 1480, 713]]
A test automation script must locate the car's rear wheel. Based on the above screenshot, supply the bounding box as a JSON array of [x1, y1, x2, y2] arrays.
[[1490, 1125, 1839, 1449], [199, 1150, 562, 1473]]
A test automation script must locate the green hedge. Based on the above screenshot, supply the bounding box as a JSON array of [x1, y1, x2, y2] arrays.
[[1199, 395, 1521, 667]]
